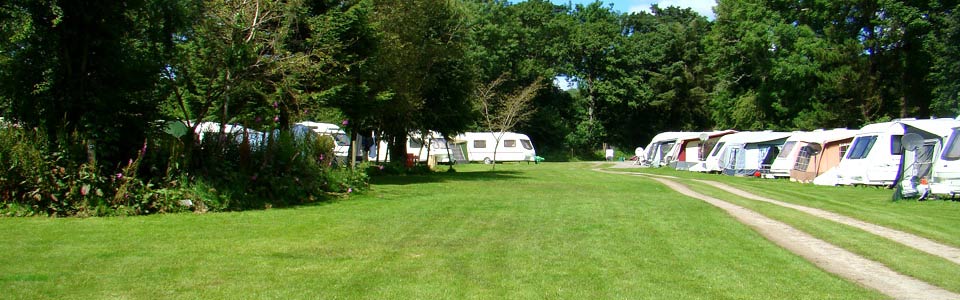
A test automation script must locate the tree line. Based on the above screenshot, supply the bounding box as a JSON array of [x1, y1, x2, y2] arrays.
[[2, 0, 959, 166]]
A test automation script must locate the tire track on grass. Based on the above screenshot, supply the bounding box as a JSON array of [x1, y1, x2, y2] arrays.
[[694, 180, 960, 266], [595, 168, 959, 300]]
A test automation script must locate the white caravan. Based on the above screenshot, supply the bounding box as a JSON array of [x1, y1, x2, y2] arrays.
[[827, 121, 907, 186], [932, 125, 960, 197], [296, 121, 352, 159], [642, 132, 691, 167], [456, 132, 536, 163], [672, 130, 738, 171], [894, 118, 960, 197], [701, 131, 792, 176], [372, 131, 454, 163], [767, 129, 859, 179]]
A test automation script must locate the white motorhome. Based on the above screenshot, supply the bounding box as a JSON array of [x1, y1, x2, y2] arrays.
[[767, 129, 858, 179], [893, 118, 960, 197], [827, 121, 906, 186], [932, 125, 960, 197], [455, 132, 536, 163], [296, 121, 351, 159]]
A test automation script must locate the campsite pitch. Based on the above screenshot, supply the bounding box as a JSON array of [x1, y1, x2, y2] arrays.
[[1, 163, 895, 299], [604, 162, 960, 299]]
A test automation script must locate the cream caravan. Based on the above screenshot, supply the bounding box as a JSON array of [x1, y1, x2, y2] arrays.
[[767, 129, 858, 181], [456, 132, 536, 164]]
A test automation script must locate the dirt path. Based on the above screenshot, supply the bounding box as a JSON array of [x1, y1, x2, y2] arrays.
[[595, 168, 960, 300], [695, 180, 960, 266]]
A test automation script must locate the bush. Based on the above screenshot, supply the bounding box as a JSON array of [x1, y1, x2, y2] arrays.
[[0, 123, 371, 217]]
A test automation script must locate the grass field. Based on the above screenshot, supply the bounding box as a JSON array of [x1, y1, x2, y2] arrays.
[[0, 163, 891, 299]]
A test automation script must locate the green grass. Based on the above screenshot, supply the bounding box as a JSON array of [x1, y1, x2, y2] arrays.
[[624, 167, 960, 248], [1, 163, 883, 299], [680, 181, 960, 293]]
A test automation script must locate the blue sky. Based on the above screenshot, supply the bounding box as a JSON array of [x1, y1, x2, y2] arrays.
[[547, 0, 716, 19]]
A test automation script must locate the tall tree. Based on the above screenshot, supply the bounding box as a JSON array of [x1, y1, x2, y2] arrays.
[[561, 2, 621, 150], [0, 0, 185, 167], [928, 2, 960, 116], [367, 0, 474, 163]]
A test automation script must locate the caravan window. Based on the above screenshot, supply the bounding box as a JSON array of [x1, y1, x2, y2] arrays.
[[409, 138, 423, 149], [474, 140, 487, 148], [794, 146, 813, 171], [778, 141, 796, 158], [838, 143, 850, 159], [431, 138, 447, 149], [846, 136, 877, 159], [521, 139, 533, 150], [504, 140, 516, 148], [943, 129, 960, 161], [710, 142, 726, 157], [891, 135, 903, 155]]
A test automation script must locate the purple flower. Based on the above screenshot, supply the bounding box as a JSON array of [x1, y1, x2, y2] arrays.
[[273, 116, 279, 122], [272, 101, 278, 108], [116, 173, 123, 179], [341, 119, 349, 126], [251, 174, 258, 181], [347, 188, 353, 193], [255, 116, 262, 123], [378, 165, 384, 170]]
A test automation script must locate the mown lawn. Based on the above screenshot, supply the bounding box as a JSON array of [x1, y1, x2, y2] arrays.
[[616, 165, 960, 293], [1, 163, 882, 299], [628, 166, 960, 248]]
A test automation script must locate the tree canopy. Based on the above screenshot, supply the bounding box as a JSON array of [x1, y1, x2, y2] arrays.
[[3, 0, 959, 163]]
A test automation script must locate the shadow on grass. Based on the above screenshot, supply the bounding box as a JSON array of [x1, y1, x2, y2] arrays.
[[372, 170, 527, 186]]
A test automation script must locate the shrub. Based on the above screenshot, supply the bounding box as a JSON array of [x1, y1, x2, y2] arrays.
[[0, 123, 372, 217]]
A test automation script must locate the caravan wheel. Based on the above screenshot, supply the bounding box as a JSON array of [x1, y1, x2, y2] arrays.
[[483, 157, 492, 164]]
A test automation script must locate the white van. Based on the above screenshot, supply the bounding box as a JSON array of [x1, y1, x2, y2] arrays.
[[456, 132, 536, 163]]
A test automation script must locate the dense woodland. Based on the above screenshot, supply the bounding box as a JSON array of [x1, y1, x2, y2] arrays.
[[1, 0, 959, 215]]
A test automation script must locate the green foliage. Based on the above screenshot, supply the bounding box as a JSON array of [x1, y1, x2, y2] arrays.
[[0, 126, 184, 216], [0, 124, 370, 216]]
